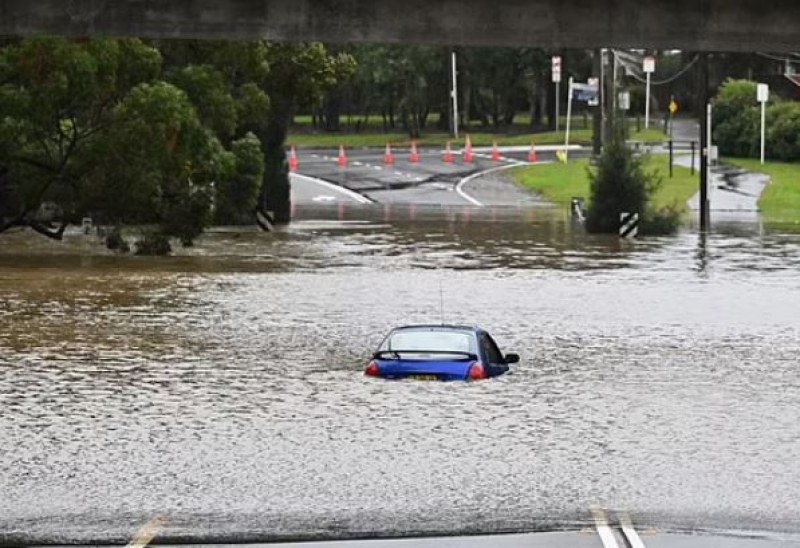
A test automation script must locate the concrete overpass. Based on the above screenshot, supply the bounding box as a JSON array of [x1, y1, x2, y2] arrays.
[[1, 0, 799, 52]]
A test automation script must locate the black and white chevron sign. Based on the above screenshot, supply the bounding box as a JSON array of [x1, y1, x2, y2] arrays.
[[256, 209, 275, 232], [619, 212, 639, 239]]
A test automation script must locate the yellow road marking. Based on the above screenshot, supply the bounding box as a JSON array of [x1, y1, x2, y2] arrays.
[[126, 516, 167, 548]]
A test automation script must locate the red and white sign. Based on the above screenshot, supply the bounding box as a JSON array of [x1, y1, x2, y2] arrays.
[[552, 56, 562, 83], [643, 56, 656, 74]]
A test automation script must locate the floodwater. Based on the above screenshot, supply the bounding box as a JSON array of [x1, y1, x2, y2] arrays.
[[1, 205, 800, 544]]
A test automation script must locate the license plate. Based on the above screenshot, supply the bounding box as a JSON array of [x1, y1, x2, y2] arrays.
[[409, 375, 438, 381]]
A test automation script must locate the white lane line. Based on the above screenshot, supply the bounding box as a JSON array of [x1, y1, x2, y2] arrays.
[[126, 516, 167, 548], [618, 512, 647, 548], [290, 173, 373, 204], [590, 506, 620, 548], [455, 162, 526, 207]]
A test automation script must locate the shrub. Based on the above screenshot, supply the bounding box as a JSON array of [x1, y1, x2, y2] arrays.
[[134, 231, 172, 256], [766, 102, 800, 161], [105, 227, 130, 253], [640, 204, 683, 236], [713, 78, 800, 161], [586, 136, 655, 233]]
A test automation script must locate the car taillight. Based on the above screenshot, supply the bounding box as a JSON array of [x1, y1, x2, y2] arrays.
[[365, 361, 380, 377], [468, 362, 487, 380]]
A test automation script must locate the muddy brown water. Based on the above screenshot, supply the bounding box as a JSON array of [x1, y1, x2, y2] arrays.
[[2, 207, 800, 543]]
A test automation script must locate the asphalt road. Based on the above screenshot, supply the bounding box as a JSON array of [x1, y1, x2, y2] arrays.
[[290, 146, 587, 207]]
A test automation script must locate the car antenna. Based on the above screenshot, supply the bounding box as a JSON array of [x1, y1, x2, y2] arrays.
[[439, 280, 445, 325]]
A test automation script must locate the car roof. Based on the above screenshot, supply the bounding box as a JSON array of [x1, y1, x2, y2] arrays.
[[391, 324, 481, 333]]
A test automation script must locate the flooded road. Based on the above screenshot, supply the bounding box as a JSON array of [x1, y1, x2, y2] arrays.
[[2, 207, 800, 544]]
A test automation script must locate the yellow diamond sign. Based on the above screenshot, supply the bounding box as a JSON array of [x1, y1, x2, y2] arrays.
[[669, 99, 679, 115]]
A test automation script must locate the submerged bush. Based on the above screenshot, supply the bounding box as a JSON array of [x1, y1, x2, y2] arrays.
[[105, 227, 130, 253], [585, 121, 680, 236], [134, 231, 172, 256]]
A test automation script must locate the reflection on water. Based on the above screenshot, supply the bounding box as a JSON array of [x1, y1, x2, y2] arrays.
[[2, 207, 800, 543]]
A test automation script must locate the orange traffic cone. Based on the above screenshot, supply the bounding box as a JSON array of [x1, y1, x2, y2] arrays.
[[288, 145, 299, 171], [443, 141, 454, 164], [409, 141, 420, 163], [337, 144, 347, 168], [491, 141, 501, 162], [463, 134, 474, 163], [384, 143, 394, 165], [528, 142, 538, 163]]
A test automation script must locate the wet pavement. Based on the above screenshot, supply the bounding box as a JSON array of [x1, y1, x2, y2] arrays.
[[2, 210, 800, 545], [291, 147, 589, 206]]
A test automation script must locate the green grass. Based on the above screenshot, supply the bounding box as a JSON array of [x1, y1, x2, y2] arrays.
[[724, 158, 800, 222], [288, 127, 666, 149], [509, 153, 697, 212]]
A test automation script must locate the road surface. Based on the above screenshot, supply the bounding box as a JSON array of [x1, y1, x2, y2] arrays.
[[290, 146, 585, 207]]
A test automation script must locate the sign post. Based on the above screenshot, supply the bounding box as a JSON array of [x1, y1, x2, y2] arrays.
[[451, 50, 459, 139], [552, 56, 562, 131], [757, 83, 769, 164], [562, 77, 574, 163], [643, 56, 655, 129]]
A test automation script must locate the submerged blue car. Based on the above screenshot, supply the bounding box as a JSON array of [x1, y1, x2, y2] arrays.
[[364, 325, 519, 381]]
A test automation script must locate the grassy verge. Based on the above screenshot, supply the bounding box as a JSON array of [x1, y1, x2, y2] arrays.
[[288, 128, 666, 149], [509, 154, 697, 212], [724, 158, 800, 221]]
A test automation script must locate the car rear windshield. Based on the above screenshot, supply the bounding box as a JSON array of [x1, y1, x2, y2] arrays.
[[381, 330, 474, 356]]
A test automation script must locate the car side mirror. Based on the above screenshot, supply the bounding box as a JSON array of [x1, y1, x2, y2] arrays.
[[504, 353, 520, 364]]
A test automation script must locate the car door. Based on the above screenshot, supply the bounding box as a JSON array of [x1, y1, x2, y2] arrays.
[[479, 332, 508, 376]]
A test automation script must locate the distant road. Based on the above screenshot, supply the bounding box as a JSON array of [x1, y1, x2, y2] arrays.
[[290, 146, 589, 207]]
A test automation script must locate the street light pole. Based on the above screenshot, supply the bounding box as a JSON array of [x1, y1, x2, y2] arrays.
[[451, 50, 459, 139], [699, 53, 710, 232]]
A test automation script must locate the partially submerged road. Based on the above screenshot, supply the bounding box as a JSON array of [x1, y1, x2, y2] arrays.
[[290, 146, 584, 207]]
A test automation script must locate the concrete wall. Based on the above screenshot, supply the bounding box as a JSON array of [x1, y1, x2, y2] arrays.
[[1, 0, 799, 52]]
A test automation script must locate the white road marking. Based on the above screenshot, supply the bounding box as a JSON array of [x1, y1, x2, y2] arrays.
[[290, 173, 373, 204], [312, 195, 336, 202], [311, 154, 320, 158], [352, 161, 363, 166], [618, 512, 647, 548], [455, 162, 527, 207], [126, 516, 166, 548], [590, 506, 620, 548]]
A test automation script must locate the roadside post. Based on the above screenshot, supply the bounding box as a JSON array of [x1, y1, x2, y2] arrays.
[[668, 96, 678, 139], [643, 55, 655, 129], [669, 139, 674, 178], [552, 56, 562, 131], [757, 83, 769, 164], [619, 212, 639, 239]]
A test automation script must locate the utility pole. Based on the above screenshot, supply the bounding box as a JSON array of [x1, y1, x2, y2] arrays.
[[592, 49, 603, 155], [699, 53, 710, 232], [451, 50, 459, 138]]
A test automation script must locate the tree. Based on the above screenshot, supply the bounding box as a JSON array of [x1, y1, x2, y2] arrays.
[[213, 132, 264, 224], [260, 43, 355, 223], [585, 122, 679, 236], [0, 36, 162, 238], [104, 81, 226, 245]]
